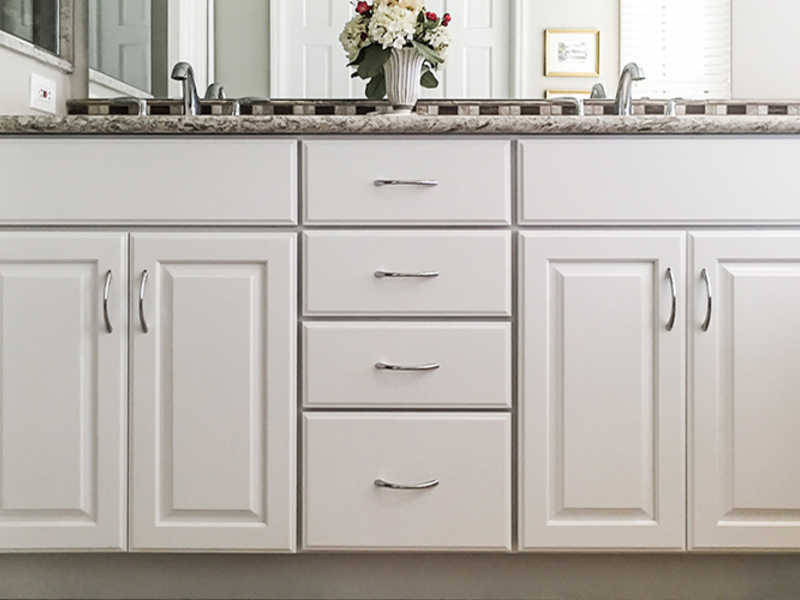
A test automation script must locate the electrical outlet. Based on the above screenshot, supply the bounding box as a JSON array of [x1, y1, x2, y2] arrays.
[[30, 73, 57, 114]]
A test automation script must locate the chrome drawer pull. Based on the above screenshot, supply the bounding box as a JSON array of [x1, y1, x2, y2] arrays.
[[374, 478, 440, 490], [139, 270, 149, 334], [374, 180, 438, 187], [375, 362, 440, 372], [103, 270, 113, 334], [701, 268, 713, 332], [374, 270, 439, 279], [666, 267, 677, 332]]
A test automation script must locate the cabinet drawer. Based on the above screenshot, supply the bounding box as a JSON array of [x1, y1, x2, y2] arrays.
[[303, 322, 511, 408], [0, 139, 297, 224], [303, 413, 511, 551], [303, 140, 511, 225], [303, 231, 511, 316]]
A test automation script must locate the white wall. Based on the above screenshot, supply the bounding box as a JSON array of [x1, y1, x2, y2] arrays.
[[0, 47, 73, 115], [524, 0, 619, 99], [731, 0, 800, 98]]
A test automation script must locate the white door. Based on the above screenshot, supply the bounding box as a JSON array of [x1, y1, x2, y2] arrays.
[[519, 231, 686, 550], [130, 233, 296, 552], [692, 232, 800, 549], [0, 233, 127, 551], [271, 0, 513, 99], [89, 0, 152, 93]]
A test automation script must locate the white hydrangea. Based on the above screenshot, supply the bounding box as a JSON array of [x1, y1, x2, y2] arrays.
[[420, 25, 454, 60], [368, 4, 417, 50], [339, 16, 369, 61], [373, 0, 425, 11]]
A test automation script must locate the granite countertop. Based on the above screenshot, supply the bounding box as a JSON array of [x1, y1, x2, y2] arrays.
[[4, 113, 800, 135]]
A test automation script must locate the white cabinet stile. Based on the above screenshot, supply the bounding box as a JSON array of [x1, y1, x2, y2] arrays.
[[0, 233, 127, 551]]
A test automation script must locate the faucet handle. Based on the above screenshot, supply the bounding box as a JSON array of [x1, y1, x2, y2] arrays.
[[204, 83, 226, 99], [590, 83, 607, 99]]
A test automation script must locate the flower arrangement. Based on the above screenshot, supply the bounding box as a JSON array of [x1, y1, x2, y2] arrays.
[[340, 0, 453, 100]]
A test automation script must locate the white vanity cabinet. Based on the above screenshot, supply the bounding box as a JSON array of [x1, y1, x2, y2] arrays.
[[519, 231, 687, 550], [691, 232, 800, 550], [129, 233, 297, 552], [0, 232, 127, 551]]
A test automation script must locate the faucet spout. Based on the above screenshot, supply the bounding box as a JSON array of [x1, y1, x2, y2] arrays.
[[170, 61, 201, 116], [614, 62, 645, 116]]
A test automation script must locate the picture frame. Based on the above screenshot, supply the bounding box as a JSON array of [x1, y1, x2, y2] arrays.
[[544, 29, 600, 77], [545, 90, 593, 100]]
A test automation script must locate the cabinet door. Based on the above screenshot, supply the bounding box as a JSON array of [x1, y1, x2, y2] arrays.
[[520, 232, 686, 550], [0, 233, 127, 551], [692, 232, 800, 549], [130, 233, 296, 551]]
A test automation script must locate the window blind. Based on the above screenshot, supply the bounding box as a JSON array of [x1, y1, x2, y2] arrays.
[[620, 0, 731, 99]]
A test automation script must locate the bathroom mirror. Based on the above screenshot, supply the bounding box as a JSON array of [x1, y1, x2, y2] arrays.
[[88, 0, 732, 101], [0, 0, 66, 58]]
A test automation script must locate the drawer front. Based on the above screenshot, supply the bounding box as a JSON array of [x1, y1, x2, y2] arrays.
[[520, 137, 800, 224], [303, 322, 511, 408], [303, 231, 511, 316], [303, 140, 511, 225], [303, 413, 512, 550], [0, 139, 297, 224]]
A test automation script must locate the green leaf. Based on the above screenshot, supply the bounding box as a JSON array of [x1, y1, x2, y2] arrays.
[[411, 40, 443, 66], [417, 11, 426, 24], [358, 45, 392, 79], [365, 73, 386, 100], [347, 46, 367, 67], [420, 69, 439, 89]]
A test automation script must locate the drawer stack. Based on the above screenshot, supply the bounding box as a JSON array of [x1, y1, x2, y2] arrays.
[[301, 140, 513, 551]]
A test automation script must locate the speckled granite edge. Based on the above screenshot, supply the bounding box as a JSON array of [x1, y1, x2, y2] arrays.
[[5, 114, 800, 135]]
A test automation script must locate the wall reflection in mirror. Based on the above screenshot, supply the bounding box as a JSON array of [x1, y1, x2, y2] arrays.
[[87, 0, 732, 102], [0, 0, 59, 54]]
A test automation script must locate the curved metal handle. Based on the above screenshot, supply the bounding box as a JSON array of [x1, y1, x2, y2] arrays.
[[374, 478, 440, 490], [103, 270, 113, 334], [375, 362, 440, 372], [701, 268, 713, 332], [139, 270, 149, 334], [375, 271, 439, 279], [374, 180, 438, 187], [666, 268, 677, 332]]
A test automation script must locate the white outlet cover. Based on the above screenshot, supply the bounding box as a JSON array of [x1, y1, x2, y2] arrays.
[[30, 73, 57, 114]]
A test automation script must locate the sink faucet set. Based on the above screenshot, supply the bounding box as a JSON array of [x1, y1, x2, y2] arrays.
[[166, 60, 646, 117]]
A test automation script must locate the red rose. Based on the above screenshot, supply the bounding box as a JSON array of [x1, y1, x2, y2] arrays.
[[426, 11, 437, 21], [442, 13, 451, 26], [360, 32, 367, 41], [356, 1, 371, 15]]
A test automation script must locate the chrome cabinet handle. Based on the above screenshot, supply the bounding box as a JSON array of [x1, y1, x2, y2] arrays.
[[374, 180, 438, 187], [139, 270, 149, 334], [701, 268, 713, 332], [374, 270, 439, 279], [375, 362, 441, 372], [374, 478, 440, 490], [666, 267, 677, 332], [103, 270, 113, 334]]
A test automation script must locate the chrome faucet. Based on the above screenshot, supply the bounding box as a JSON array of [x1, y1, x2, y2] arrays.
[[170, 61, 201, 116], [550, 96, 584, 116], [204, 83, 226, 99], [590, 83, 607, 99], [614, 62, 645, 116]]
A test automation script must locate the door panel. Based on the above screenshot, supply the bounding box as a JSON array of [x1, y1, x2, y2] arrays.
[[692, 232, 800, 549], [520, 231, 686, 550], [131, 233, 296, 551], [0, 233, 127, 551]]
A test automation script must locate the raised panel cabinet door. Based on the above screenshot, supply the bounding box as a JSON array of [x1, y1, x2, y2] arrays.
[[0, 233, 127, 551], [519, 231, 686, 550], [130, 233, 296, 552], [692, 232, 800, 549]]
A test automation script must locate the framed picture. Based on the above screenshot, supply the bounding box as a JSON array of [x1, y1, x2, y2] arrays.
[[545, 29, 600, 77], [545, 90, 593, 100]]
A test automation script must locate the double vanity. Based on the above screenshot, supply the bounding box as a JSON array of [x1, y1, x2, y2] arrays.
[[3, 109, 800, 555]]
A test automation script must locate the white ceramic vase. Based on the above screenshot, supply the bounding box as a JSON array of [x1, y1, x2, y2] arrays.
[[383, 47, 425, 115]]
